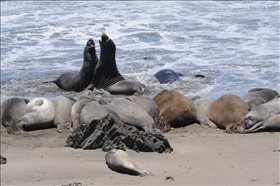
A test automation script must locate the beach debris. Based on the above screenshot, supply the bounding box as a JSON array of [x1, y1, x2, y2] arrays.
[[0, 155, 7, 164]]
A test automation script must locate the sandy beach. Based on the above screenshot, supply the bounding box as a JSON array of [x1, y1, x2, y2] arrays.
[[1, 123, 279, 186]]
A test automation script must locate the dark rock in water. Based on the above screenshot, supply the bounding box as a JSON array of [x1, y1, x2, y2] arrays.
[[65, 114, 173, 153], [1, 155, 7, 164]]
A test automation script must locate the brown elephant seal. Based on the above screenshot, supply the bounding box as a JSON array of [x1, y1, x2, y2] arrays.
[[1, 98, 29, 134], [105, 149, 153, 176], [52, 96, 75, 132], [87, 33, 148, 95], [80, 101, 119, 125], [53, 39, 98, 92], [153, 90, 196, 132], [242, 98, 280, 132], [192, 97, 216, 128], [208, 94, 249, 133], [71, 98, 95, 130], [243, 114, 280, 133], [241, 88, 279, 110], [128, 95, 160, 121], [17, 98, 55, 131], [109, 98, 159, 133]]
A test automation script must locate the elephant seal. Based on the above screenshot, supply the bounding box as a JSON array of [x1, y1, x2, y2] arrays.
[[128, 95, 160, 121], [80, 101, 119, 125], [243, 114, 280, 133], [153, 69, 183, 84], [105, 149, 153, 176], [242, 98, 280, 132], [241, 88, 279, 110], [52, 96, 75, 132], [71, 98, 95, 130], [192, 97, 216, 128], [86, 33, 148, 95], [153, 90, 196, 132], [1, 98, 29, 134], [208, 94, 249, 133], [109, 98, 158, 133], [53, 39, 98, 92], [17, 98, 55, 131]]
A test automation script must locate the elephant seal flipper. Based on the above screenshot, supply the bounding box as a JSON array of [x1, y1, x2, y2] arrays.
[[105, 149, 153, 176], [244, 114, 280, 133]]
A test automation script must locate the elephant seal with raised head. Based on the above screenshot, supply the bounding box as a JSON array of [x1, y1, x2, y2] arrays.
[[86, 33, 148, 95], [241, 88, 279, 110], [192, 97, 216, 128], [153, 90, 196, 132], [17, 98, 55, 131], [53, 39, 98, 92], [105, 149, 153, 176], [1, 97, 29, 134], [52, 95, 75, 132], [208, 94, 249, 133], [242, 98, 280, 132], [153, 69, 183, 84]]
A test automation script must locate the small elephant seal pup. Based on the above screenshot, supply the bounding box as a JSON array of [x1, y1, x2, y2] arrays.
[[153, 89, 196, 132], [52, 96, 75, 132], [17, 98, 55, 131], [80, 100, 119, 125], [109, 98, 158, 133], [105, 149, 153, 176], [53, 39, 98, 92], [1, 97, 29, 134], [208, 94, 249, 133], [242, 98, 280, 131], [128, 95, 160, 121], [241, 88, 279, 110], [192, 97, 216, 128], [244, 114, 280, 133]]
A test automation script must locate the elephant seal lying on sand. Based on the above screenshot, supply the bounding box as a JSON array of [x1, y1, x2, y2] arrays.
[[1, 97, 29, 134], [153, 89, 196, 132], [86, 33, 148, 95], [242, 98, 280, 132], [241, 88, 279, 110], [105, 149, 153, 176], [192, 97, 216, 128], [17, 98, 55, 131], [208, 94, 249, 133]]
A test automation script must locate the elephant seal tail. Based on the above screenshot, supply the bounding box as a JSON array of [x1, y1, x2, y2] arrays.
[[134, 168, 154, 177]]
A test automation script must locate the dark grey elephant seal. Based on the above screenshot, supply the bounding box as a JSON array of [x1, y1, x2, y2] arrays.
[[192, 97, 216, 128], [153, 69, 183, 84], [71, 98, 94, 130], [53, 39, 98, 92], [52, 96, 75, 132], [105, 149, 153, 176], [241, 88, 279, 110], [244, 114, 280, 133], [1, 98, 29, 134], [242, 98, 280, 132], [128, 95, 160, 121], [109, 98, 158, 133], [80, 101, 119, 125], [86, 33, 148, 95], [17, 98, 55, 131]]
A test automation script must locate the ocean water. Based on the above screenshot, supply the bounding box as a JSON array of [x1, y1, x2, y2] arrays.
[[1, 1, 279, 102]]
